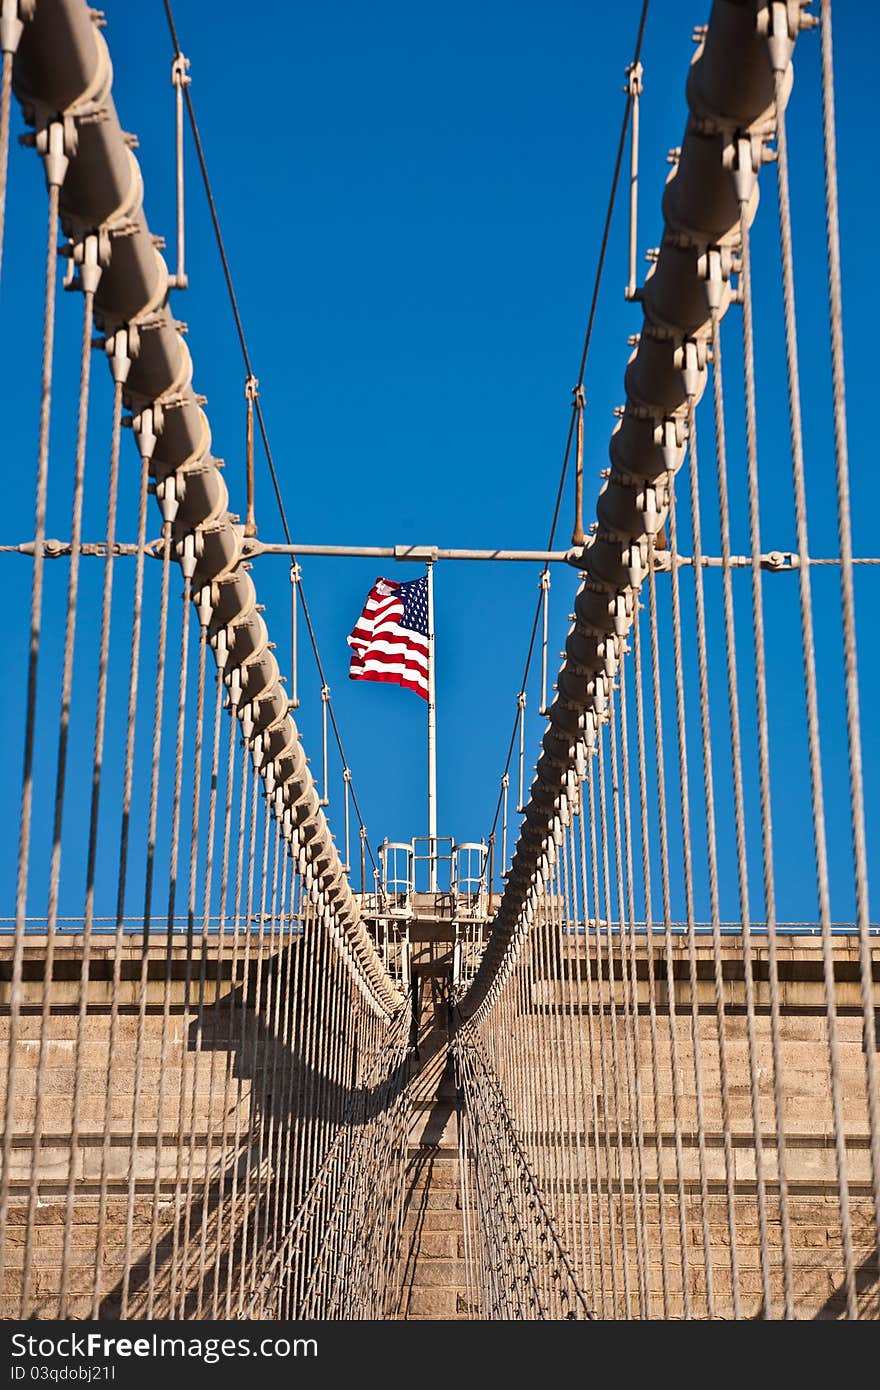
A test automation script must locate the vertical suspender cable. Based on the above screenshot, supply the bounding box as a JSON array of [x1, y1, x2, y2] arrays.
[[20, 273, 96, 1314], [92, 442, 150, 1317], [517, 692, 526, 811], [0, 165, 63, 1281], [539, 571, 551, 715], [342, 768, 351, 869], [121, 523, 173, 1315], [0, 48, 10, 276], [146, 570, 193, 1315], [170, 50, 189, 288], [244, 374, 258, 537], [320, 684, 330, 806], [630, 603, 671, 1316], [501, 773, 509, 876], [819, 0, 880, 1271], [646, 540, 691, 1317], [666, 454, 715, 1318], [173, 622, 209, 1312], [624, 60, 643, 302], [571, 386, 586, 546], [688, 370, 741, 1317], [60, 362, 126, 1315], [773, 60, 855, 1316], [289, 562, 300, 708]]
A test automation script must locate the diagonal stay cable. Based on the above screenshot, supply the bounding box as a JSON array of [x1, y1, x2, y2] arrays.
[[487, 0, 650, 844], [162, 0, 376, 871]]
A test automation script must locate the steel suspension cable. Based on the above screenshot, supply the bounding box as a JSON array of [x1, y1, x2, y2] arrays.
[[160, 0, 376, 872], [0, 44, 13, 283], [818, 0, 880, 1278], [20, 278, 95, 1315], [628, 602, 671, 1315], [487, 0, 650, 844], [687, 373, 741, 1317], [92, 441, 151, 1317], [772, 57, 863, 1315], [0, 176, 62, 1284], [665, 457, 715, 1316]]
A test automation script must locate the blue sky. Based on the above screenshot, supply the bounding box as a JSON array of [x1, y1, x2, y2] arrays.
[[0, 1, 876, 926]]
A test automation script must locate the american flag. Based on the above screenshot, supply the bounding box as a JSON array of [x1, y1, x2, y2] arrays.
[[347, 575, 430, 701]]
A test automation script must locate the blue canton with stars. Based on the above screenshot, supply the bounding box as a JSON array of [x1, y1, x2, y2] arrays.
[[398, 576, 429, 636]]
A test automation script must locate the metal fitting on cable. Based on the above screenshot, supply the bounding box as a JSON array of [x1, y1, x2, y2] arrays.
[[175, 529, 201, 580], [658, 415, 685, 471], [225, 665, 242, 711], [104, 323, 138, 385], [582, 709, 598, 749], [673, 337, 707, 400], [170, 52, 191, 92], [28, 115, 75, 190], [621, 537, 649, 587], [634, 481, 664, 535], [131, 403, 163, 464], [194, 582, 215, 629], [625, 58, 643, 98], [168, 52, 189, 86], [63, 229, 110, 295], [1, 0, 35, 55], [210, 624, 230, 670], [251, 730, 264, 768], [724, 133, 770, 206], [756, 0, 817, 74], [600, 635, 621, 677], [697, 245, 734, 312]]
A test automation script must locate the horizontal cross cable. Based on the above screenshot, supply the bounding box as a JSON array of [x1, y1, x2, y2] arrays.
[[4, 538, 879, 567]]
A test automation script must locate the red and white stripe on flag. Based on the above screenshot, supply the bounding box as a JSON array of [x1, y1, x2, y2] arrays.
[[347, 577, 429, 701]]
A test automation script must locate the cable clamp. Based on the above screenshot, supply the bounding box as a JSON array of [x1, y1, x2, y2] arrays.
[[64, 229, 111, 294], [673, 337, 707, 400], [104, 323, 139, 384], [194, 581, 216, 629], [32, 115, 76, 190], [624, 59, 643, 98], [697, 245, 735, 312], [171, 51, 191, 88]]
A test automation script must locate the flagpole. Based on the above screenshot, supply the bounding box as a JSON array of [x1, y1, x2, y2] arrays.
[[426, 561, 437, 891]]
